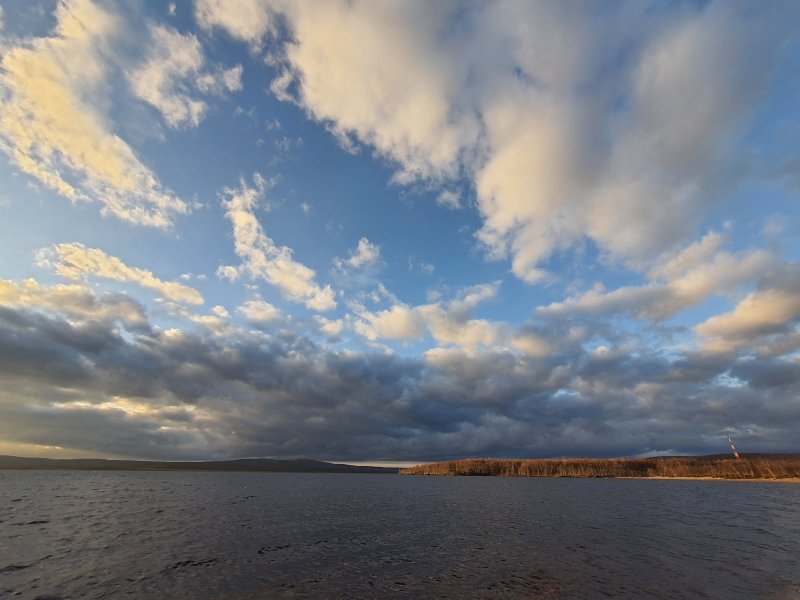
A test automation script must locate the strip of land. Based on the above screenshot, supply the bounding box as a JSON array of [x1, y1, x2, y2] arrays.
[[0, 455, 399, 473], [400, 455, 800, 480]]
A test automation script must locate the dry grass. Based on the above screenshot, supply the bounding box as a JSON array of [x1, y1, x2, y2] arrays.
[[400, 456, 800, 480]]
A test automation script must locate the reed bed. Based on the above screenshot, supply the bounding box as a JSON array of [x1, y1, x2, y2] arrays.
[[400, 456, 800, 479]]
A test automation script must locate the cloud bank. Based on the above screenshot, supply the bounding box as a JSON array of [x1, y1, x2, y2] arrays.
[[2, 275, 799, 460]]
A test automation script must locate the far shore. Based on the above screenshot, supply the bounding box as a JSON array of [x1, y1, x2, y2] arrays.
[[0, 455, 399, 474], [620, 476, 800, 483], [401, 455, 800, 481]]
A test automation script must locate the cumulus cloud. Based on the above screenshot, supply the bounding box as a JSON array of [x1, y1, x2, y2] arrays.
[[0, 0, 188, 228], [0, 278, 147, 327], [436, 190, 462, 210], [336, 237, 381, 271], [315, 316, 344, 340], [540, 241, 773, 321], [2, 281, 799, 461], [695, 263, 800, 353], [217, 174, 337, 311], [237, 299, 281, 323], [194, 0, 797, 281], [129, 24, 242, 128], [353, 281, 507, 350], [37, 242, 203, 305], [196, 1, 477, 182], [194, 0, 276, 46]]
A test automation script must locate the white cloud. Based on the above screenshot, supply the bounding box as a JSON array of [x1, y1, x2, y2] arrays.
[[0, 0, 188, 228], [211, 305, 229, 318], [37, 242, 203, 305], [338, 237, 381, 270], [129, 24, 242, 128], [355, 304, 426, 342], [197, 1, 476, 182], [217, 174, 337, 311], [194, 0, 796, 281], [316, 316, 344, 340], [647, 232, 726, 283], [695, 264, 800, 353], [0, 277, 147, 326], [510, 332, 552, 359], [269, 69, 294, 103], [540, 243, 773, 321], [237, 299, 280, 323], [435, 190, 461, 210], [195, 0, 276, 46], [353, 281, 506, 349], [190, 311, 237, 336]]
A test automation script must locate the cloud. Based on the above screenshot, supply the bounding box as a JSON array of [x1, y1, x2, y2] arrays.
[[540, 242, 773, 321], [336, 237, 381, 271], [195, 0, 797, 281], [196, 1, 477, 182], [409, 258, 435, 275], [37, 242, 203, 305], [2, 275, 800, 460], [0, 0, 188, 228], [647, 231, 726, 283], [190, 307, 239, 336], [315, 316, 344, 340], [0, 278, 147, 327], [194, 0, 276, 46], [237, 299, 280, 323], [353, 281, 506, 349], [355, 304, 426, 342], [435, 190, 461, 210], [695, 263, 800, 353], [129, 24, 242, 128], [217, 174, 337, 311]]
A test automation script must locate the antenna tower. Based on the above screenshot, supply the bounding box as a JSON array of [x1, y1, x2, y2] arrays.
[[727, 434, 740, 460]]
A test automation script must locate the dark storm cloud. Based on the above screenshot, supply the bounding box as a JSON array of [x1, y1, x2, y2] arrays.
[[730, 358, 800, 389], [1, 290, 799, 461]]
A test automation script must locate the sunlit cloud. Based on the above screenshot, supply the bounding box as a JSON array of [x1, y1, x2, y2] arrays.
[[37, 242, 203, 305], [0, 0, 188, 228], [129, 24, 242, 128], [217, 174, 337, 311]]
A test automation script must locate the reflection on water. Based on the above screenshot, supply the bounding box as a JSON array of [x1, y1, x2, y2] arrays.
[[1, 471, 799, 599]]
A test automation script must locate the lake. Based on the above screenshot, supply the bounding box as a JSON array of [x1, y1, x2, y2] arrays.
[[2, 471, 799, 598]]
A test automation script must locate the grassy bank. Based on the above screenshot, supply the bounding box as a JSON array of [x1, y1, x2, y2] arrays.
[[400, 456, 800, 480]]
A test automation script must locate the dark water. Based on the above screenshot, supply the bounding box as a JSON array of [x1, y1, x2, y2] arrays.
[[1, 472, 799, 599]]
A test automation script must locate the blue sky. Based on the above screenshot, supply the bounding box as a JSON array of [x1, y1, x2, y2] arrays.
[[1, 0, 799, 463]]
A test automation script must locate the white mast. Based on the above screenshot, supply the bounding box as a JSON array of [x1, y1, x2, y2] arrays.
[[727, 434, 740, 460]]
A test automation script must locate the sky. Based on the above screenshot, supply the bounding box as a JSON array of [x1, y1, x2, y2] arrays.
[[1, 0, 799, 464]]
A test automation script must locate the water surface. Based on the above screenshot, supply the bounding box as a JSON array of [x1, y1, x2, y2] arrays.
[[1, 471, 798, 598]]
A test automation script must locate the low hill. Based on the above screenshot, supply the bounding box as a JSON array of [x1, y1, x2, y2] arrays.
[[0, 455, 399, 474], [400, 455, 800, 479]]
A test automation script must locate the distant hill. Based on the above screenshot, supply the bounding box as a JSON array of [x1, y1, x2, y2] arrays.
[[0, 455, 399, 474]]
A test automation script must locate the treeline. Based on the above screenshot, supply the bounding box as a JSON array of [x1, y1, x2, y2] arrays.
[[400, 456, 800, 479]]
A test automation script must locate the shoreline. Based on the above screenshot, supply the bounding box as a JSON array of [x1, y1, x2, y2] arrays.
[[621, 476, 800, 483], [401, 456, 800, 480]]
